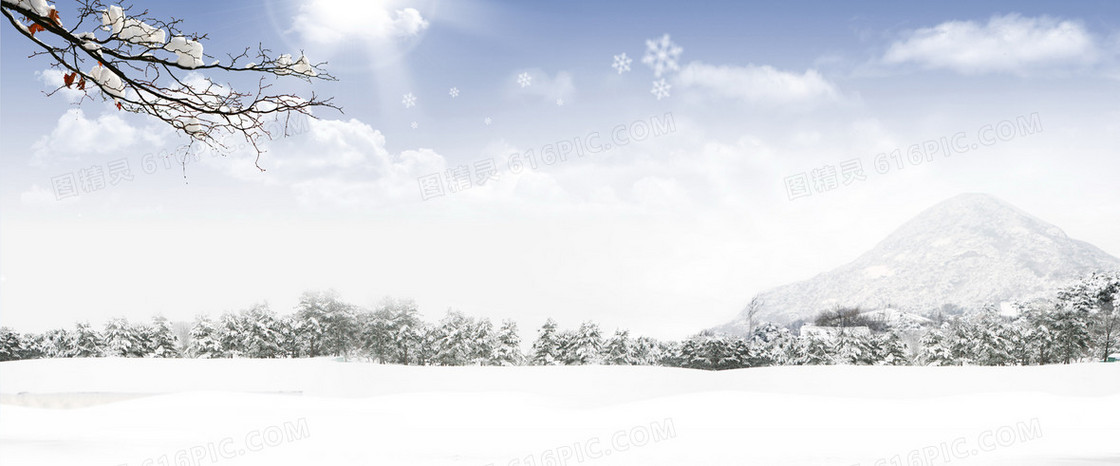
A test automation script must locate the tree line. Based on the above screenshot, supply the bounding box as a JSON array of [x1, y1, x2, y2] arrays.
[[2, 272, 1117, 368]]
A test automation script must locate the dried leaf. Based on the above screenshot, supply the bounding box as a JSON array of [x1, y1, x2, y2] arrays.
[[28, 23, 45, 36], [63, 72, 75, 88], [48, 9, 61, 27]]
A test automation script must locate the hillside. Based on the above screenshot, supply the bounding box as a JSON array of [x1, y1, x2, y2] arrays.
[[720, 193, 1120, 329]]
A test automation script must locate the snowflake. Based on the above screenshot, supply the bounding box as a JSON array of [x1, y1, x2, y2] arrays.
[[650, 79, 671, 100], [642, 34, 682, 77], [449, 87, 459, 98], [556, 98, 564, 106], [410, 121, 418, 129], [402, 92, 417, 108], [612, 53, 632, 74], [517, 72, 532, 88], [484, 117, 492, 126]]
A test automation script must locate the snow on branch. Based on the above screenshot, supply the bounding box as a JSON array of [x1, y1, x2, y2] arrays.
[[1, 0, 340, 170]]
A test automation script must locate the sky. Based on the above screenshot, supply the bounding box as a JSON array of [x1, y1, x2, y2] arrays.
[[1, 0, 1119, 340]]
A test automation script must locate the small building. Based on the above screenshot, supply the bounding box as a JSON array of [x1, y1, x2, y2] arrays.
[[800, 324, 871, 340], [1107, 353, 1120, 363]]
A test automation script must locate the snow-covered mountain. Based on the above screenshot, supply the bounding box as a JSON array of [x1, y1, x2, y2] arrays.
[[719, 193, 1120, 330]]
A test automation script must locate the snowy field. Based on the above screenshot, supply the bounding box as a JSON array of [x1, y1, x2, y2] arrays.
[[1, 359, 1118, 465]]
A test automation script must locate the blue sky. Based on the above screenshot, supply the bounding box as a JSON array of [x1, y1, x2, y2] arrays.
[[2, 0, 1119, 339]]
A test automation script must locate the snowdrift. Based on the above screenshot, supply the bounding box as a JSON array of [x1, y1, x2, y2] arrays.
[[1, 358, 1118, 465]]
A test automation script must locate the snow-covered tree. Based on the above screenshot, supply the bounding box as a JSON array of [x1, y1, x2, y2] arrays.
[[1057, 271, 1120, 362], [656, 340, 682, 367], [217, 311, 246, 357], [796, 335, 834, 366], [1018, 307, 1058, 365], [38, 328, 76, 358], [491, 320, 523, 366], [1041, 308, 1092, 364], [72, 321, 104, 357], [102, 317, 143, 357], [414, 324, 438, 366], [531, 319, 561, 366], [366, 297, 423, 364], [962, 308, 1016, 366], [356, 309, 387, 362], [187, 315, 224, 358], [631, 336, 662, 366], [748, 322, 795, 366], [276, 315, 302, 358], [604, 329, 636, 365], [918, 325, 956, 366], [872, 332, 910, 366], [234, 305, 281, 358], [0, 328, 27, 361], [147, 315, 180, 358], [676, 333, 746, 370], [296, 290, 358, 358], [677, 337, 704, 369], [833, 331, 873, 365], [432, 310, 472, 366], [565, 321, 604, 365], [0, 0, 338, 170], [468, 317, 495, 365]]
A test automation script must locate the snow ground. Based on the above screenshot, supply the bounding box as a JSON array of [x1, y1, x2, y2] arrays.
[[1, 359, 1118, 465]]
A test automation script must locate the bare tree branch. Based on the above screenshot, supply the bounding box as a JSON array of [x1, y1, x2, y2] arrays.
[[1, 0, 341, 171]]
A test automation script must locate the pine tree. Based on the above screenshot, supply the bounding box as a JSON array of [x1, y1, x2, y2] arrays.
[[918, 325, 956, 366], [677, 338, 703, 369], [1057, 271, 1120, 362], [632, 336, 662, 366], [798, 335, 834, 365], [469, 318, 495, 365], [748, 323, 794, 366], [0, 328, 25, 361], [370, 298, 423, 364], [962, 309, 1015, 366], [833, 332, 872, 365], [432, 310, 472, 366], [39, 328, 76, 358], [1047, 308, 1092, 364], [531, 319, 561, 365], [491, 320, 523, 366], [604, 330, 636, 365], [148, 316, 181, 358], [217, 312, 247, 357], [277, 315, 302, 358], [657, 340, 682, 367], [874, 332, 909, 366], [357, 309, 391, 363], [726, 337, 750, 369], [72, 322, 105, 357], [187, 316, 225, 358], [103, 318, 139, 357], [241, 305, 282, 358], [296, 290, 358, 358], [569, 321, 604, 365]]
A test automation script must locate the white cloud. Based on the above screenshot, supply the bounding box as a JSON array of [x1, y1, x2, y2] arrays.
[[30, 109, 143, 167], [207, 117, 447, 208], [675, 62, 840, 105], [882, 14, 1099, 75], [292, 0, 429, 47]]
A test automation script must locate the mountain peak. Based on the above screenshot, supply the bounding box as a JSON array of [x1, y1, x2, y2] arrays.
[[719, 193, 1120, 329]]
